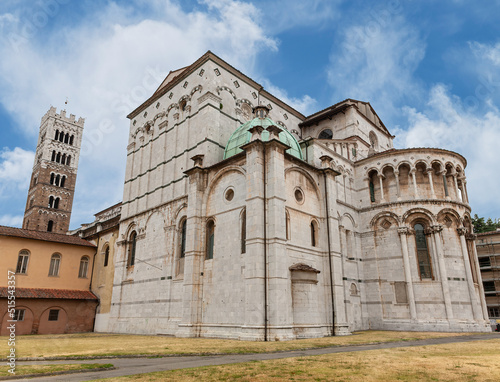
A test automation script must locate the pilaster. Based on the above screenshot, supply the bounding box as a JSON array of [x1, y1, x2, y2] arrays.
[[178, 162, 207, 337]]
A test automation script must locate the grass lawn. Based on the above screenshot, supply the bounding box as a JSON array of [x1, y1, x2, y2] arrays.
[[0, 363, 113, 377], [0, 331, 478, 358], [94, 339, 500, 381]]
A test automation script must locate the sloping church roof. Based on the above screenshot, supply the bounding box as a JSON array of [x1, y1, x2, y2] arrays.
[[127, 51, 306, 121], [300, 98, 393, 137]]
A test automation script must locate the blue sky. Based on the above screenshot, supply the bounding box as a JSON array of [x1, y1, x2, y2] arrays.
[[1, 0, 500, 229]]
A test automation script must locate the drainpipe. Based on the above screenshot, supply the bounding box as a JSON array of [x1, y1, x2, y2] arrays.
[[323, 171, 336, 336], [90, 237, 99, 331], [263, 143, 268, 341]]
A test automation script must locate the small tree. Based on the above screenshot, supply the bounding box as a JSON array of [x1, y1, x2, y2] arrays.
[[472, 214, 486, 233]]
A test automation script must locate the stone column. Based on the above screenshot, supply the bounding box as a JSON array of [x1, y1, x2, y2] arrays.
[[453, 174, 461, 201], [440, 171, 450, 199], [427, 170, 436, 199], [394, 170, 401, 200], [321, 155, 349, 335], [326, 174, 350, 336], [378, 174, 386, 203], [264, 125, 295, 340], [410, 169, 419, 199], [460, 178, 469, 203], [343, 174, 348, 203], [397, 227, 417, 320], [240, 128, 266, 341], [339, 226, 351, 327], [430, 225, 453, 320], [457, 227, 482, 320], [178, 163, 207, 338]]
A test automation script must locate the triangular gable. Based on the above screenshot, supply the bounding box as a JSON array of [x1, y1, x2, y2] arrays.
[[153, 66, 189, 97], [300, 98, 393, 137], [127, 50, 306, 121]]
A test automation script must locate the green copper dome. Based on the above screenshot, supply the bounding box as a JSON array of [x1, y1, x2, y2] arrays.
[[223, 117, 303, 160]]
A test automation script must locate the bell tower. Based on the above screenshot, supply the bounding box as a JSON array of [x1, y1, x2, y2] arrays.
[[22, 107, 85, 233]]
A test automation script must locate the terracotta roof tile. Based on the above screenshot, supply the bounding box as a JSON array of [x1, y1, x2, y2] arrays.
[[0, 225, 95, 247], [0, 287, 97, 300]]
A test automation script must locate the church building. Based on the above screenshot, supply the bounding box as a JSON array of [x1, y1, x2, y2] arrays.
[[99, 51, 491, 340]]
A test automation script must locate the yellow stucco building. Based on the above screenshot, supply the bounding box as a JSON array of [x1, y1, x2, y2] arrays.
[[0, 225, 97, 335]]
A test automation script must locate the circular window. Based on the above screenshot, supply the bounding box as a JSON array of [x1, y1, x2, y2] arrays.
[[156, 102, 160, 109], [294, 189, 304, 204], [143, 111, 148, 118], [225, 188, 234, 201]]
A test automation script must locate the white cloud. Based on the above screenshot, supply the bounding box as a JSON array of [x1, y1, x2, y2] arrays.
[[0, 214, 23, 227], [260, 79, 317, 116], [470, 41, 500, 66], [327, 13, 426, 123], [0, 0, 281, 228], [0, 147, 34, 195], [401, 84, 500, 217], [253, 0, 341, 34]]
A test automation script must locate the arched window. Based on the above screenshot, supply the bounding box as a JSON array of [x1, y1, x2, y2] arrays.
[[16, 250, 30, 274], [69, 135, 74, 145], [64, 133, 69, 144], [55, 174, 60, 186], [369, 131, 378, 150], [61, 154, 66, 164], [59, 132, 63, 142], [180, 219, 187, 258], [29, 197, 34, 208], [78, 256, 89, 278], [241, 209, 246, 254], [318, 129, 333, 139], [369, 180, 375, 202], [60, 176, 66, 188], [311, 220, 318, 247], [128, 231, 137, 267], [53, 197, 60, 209], [104, 246, 109, 267], [51, 151, 56, 161], [56, 152, 61, 163], [50, 173, 55, 185], [67, 155, 71, 166], [47, 220, 54, 232], [414, 223, 433, 279], [206, 220, 215, 259], [55, 130, 59, 140], [350, 283, 358, 296], [179, 99, 187, 111], [49, 253, 61, 276], [48, 196, 54, 208]]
